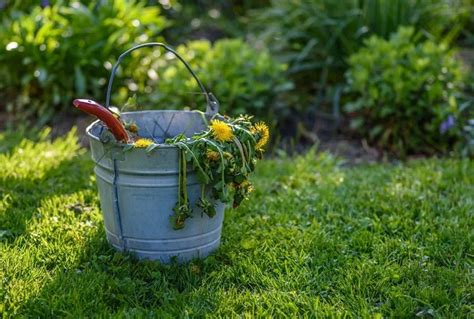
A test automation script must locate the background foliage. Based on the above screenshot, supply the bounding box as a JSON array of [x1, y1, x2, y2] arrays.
[[249, 0, 471, 125], [161, 0, 270, 42], [345, 27, 466, 155], [0, 0, 166, 124]]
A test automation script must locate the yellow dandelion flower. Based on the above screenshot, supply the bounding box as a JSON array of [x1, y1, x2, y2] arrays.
[[206, 150, 220, 161], [210, 119, 233, 142], [253, 122, 269, 150], [134, 138, 154, 148]]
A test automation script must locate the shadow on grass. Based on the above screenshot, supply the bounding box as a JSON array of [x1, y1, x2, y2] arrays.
[[0, 155, 93, 238], [19, 225, 225, 317]]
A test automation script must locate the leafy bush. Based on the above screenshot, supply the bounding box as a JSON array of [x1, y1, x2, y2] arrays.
[[251, 0, 469, 112], [457, 0, 474, 47], [162, 0, 270, 42], [0, 1, 167, 123], [119, 38, 291, 121], [344, 27, 466, 155]]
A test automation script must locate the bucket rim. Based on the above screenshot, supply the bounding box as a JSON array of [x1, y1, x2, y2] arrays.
[[86, 109, 208, 149]]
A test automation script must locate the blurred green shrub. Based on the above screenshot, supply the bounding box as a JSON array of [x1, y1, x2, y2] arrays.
[[251, 0, 469, 113], [0, 1, 167, 123], [344, 27, 466, 155], [161, 0, 270, 42], [458, 0, 474, 47], [120, 38, 291, 121]]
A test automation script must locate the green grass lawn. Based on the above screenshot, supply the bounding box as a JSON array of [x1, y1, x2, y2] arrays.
[[0, 129, 472, 318]]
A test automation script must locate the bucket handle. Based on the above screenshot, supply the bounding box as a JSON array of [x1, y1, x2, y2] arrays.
[[105, 42, 219, 115]]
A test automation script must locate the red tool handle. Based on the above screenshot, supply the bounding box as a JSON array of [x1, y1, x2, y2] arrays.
[[73, 99, 130, 143]]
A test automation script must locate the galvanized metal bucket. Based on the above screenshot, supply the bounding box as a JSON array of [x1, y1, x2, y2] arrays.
[[86, 43, 224, 263]]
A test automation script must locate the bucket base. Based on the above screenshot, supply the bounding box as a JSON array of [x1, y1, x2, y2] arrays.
[[104, 224, 223, 263]]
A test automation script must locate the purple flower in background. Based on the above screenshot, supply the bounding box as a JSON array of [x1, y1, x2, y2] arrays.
[[41, 0, 50, 8], [440, 115, 455, 134]]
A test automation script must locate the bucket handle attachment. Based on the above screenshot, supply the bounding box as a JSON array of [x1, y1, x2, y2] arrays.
[[105, 42, 219, 115]]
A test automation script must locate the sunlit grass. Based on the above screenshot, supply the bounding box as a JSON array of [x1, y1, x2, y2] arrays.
[[0, 130, 472, 317]]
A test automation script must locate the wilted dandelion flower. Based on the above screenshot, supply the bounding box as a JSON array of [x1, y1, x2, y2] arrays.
[[210, 119, 233, 142], [206, 150, 220, 161], [134, 138, 153, 148], [253, 122, 269, 150], [240, 180, 249, 187], [127, 123, 139, 134]]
